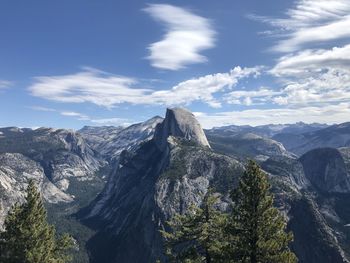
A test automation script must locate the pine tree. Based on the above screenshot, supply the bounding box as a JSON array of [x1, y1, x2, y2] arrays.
[[161, 190, 227, 263], [226, 160, 297, 263], [0, 180, 74, 263]]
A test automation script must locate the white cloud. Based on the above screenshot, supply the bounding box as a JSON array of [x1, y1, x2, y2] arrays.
[[29, 69, 151, 108], [90, 118, 133, 127], [150, 66, 260, 108], [226, 87, 281, 105], [272, 68, 350, 106], [29, 67, 259, 108], [271, 44, 350, 76], [30, 105, 133, 126], [31, 106, 90, 121], [250, 0, 350, 52], [196, 103, 350, 128], [144, 4, 215, 70], [29, 106, 56, 112], [0, 80, 12, 90], [269, 44, 350, 106], [60, 111, 90, 120]]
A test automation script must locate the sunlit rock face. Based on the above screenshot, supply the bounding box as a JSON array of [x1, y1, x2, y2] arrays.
[[154, 107, 210, 150], [79, 116, 164, 161], [82, 108, 349, 263], [0, 127, 104, 228]]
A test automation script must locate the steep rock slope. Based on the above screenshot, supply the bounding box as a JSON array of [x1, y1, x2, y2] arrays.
[[79, 116, 163, 161], [83, 108, 348, 263], [78, 126, 123, 151], [300, 147, 350, 193], [207, 122, 327, 138], [261, 156, 349, 263], [207, 132, 294, 161], [154, 108, 210, 149], [83, 108, 241, 263], [0, 153, 72, 227], [273, 122, 350, 156], [0, 127, 104, 227]]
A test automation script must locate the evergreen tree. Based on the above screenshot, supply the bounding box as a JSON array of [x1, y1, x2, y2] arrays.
[[0, 180, 74, 263], [226, 160, 297, 263], [161, 191, 227, 263]]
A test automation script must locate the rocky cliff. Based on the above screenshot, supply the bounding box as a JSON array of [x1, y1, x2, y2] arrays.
[[82, 108, 349, 263], [83, 108, 240, 263], [79, 116, 163, 161], [0, 127, 104, 227], [207, 131, 294, 161], [273, 122, 350, 156]]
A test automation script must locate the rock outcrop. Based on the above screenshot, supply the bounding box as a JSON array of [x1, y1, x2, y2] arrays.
[[83, 108, 240, 263], [79, 116, 163, 161], [273, 122, 350, 156], [207, 131, 294, 161], [154, 108, 210, 150], [300, 147, 350, 193], [0, 127, 104, 227], [82, 108, 349, 263]]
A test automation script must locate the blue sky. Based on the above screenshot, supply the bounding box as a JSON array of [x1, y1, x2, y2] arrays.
[[1, 0, 350, 129]]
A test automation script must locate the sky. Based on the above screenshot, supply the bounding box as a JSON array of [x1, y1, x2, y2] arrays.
[[1, 0, 350, 129]]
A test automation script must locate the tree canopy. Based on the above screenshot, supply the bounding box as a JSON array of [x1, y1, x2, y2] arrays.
[[0, 180, 74, 263]]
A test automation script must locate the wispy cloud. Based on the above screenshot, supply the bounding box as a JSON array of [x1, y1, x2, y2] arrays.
[[269, 44, 350, 106], [144, 4, 216, 70], [29, 106, 57, 112], [29, 69, 150, 108], [29, 67, 259, 108], [271, 44, 350, 76], [150, 66, 260, 108], [238, 1, 350, 113], [60, 111, 90, 120], [226, 87, 281, 106], [195, 103, 350, 128], [31, 106, 90, 121], [89, 118, 133, 127], [0, 80, 12, 90], [30, 105, 133, 126], [250, 0, 350, 52]]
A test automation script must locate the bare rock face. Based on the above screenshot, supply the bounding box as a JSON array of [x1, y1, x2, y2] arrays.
[[82, 108, 350, 263], [273, 122, 350, 156], [300, 147, 350, 193], [79, 116, 163, 161], [83, 108, 231, 263], [154, 108, 210, 150], [207, 132, 295, 161], [0, 153, 73, 228], [0, 127, 104, 228]]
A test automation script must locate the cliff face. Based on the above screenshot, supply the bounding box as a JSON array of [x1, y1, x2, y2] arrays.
[[273, 122, 350, 156], [207, 132, 295, 161], [300, 147, 350, 193], [83, 108, 349, 263], [2, 110, 350, 263], [83, 108, 241, 263], [154, 108, 210, 150], [0, 127, 104, 228], [79, 116, 163, 161]]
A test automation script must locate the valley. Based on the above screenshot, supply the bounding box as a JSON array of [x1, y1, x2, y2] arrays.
[[1, 108, 350, 262]]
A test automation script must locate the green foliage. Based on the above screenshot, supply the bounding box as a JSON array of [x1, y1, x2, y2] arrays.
[[161, 191, 227, 263], [0, 180, 74, 263], [161, 149, 187, 180], [161, 161, 297, 263], [226, 160, 297, 263]]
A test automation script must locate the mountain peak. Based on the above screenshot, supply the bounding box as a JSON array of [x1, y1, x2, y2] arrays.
[[154, 107, 210, 149]]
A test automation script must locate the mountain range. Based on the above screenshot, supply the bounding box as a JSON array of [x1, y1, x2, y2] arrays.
[[1, 108, 350, 262]]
